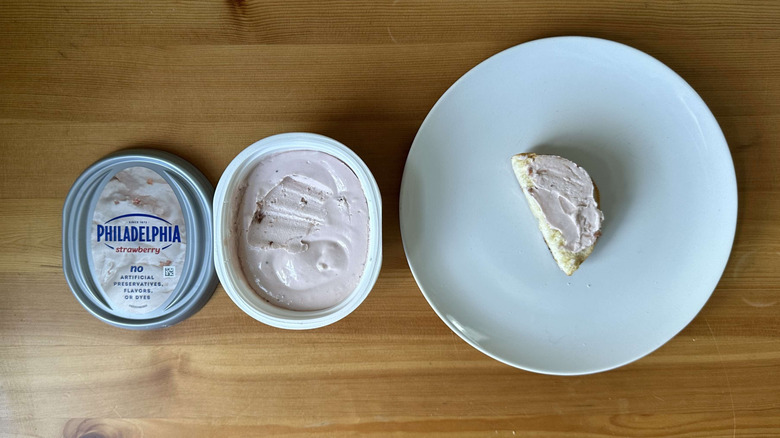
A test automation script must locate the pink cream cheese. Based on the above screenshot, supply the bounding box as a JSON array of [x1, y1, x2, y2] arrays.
[[527, 155, 604, 252], [234, 150, 369, 311]]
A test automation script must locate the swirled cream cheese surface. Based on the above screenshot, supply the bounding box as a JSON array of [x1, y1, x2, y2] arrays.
[[235, 150, 369, 311], [525, 155, 603, 253]]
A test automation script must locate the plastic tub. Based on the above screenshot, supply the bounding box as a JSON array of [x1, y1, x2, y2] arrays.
[[214, 133, 382, 329]]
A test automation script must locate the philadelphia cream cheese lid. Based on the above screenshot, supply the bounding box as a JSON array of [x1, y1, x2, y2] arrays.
[[63, 149, 218, 329]]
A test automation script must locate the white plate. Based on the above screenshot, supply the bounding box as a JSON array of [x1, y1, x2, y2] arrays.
[[399, 37, 737, 375]]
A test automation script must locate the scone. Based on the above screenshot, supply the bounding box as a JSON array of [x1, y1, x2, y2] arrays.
[[511, 153, 604, 275]]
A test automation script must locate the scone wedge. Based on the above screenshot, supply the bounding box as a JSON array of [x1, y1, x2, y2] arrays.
[[511, 153, 604, 276]]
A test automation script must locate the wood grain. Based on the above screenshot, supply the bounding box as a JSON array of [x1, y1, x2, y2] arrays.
[[1, 1, 779, 437]]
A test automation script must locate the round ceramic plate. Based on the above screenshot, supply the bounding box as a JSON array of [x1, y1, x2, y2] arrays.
[[399, 36, 737, 375]]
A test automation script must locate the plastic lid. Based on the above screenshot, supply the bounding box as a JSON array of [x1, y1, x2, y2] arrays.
[[63, 149, 218, 329]]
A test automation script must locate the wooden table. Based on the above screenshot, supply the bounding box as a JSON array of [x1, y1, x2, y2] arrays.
[[2, 1, 779, 436]]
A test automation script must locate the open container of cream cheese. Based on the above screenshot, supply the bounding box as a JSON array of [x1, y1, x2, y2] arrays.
[[63, 150, 218, 329], [214, 133, 382, 329]]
